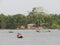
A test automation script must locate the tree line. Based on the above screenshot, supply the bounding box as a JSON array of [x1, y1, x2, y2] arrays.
[[0, 7, 60, 29]]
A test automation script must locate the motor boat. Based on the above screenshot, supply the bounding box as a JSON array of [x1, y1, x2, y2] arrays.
[[17, 33, 23, 38], [36, 30, 40, 32], [8, 31, 14, 33]]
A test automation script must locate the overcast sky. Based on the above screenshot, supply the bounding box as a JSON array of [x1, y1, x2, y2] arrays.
[[0, 0, 60, 15]]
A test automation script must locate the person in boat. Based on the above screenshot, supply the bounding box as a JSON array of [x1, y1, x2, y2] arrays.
[[17, 33, 23, 38]]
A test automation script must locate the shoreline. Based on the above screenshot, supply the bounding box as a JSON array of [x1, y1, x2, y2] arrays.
[[0, 29, 59, 30]]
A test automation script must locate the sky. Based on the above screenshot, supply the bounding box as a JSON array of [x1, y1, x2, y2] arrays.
[[0, 0, 60, 15]]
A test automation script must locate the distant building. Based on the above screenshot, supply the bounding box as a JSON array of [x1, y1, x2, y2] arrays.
[[27, 24, 35, 29]]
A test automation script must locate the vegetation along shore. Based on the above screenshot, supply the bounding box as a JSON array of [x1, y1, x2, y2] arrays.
[[0, 7, 60, 29]]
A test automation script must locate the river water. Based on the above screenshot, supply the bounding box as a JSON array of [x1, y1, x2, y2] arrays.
[[0, 29, 60, 45]]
